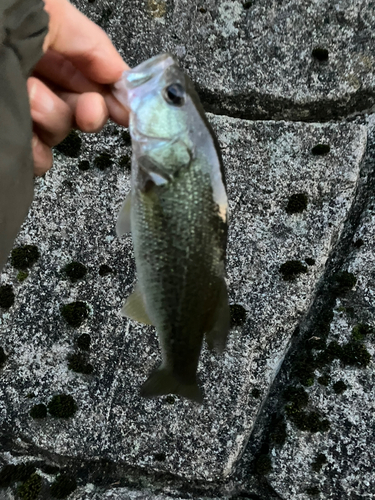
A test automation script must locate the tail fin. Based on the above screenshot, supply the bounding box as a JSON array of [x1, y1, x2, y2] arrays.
[[140, 367, 203, 404]]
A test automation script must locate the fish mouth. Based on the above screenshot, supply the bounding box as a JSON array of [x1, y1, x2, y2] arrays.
[[112, 53, 176, 110], [126, 54, 175, 87]]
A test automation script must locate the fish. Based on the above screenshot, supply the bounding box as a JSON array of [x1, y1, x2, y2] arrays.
[[112, 53, 229, 403]]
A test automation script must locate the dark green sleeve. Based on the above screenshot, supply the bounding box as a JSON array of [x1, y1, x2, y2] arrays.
[[0, 0, 48, 270]]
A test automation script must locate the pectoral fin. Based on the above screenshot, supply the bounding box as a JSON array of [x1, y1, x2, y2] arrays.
[[137, 139, 192, 193], [116, 193, 132, 236], [121, 284, 153, 325], [205, 279, 230, 354], [138, 156, 172, 193]]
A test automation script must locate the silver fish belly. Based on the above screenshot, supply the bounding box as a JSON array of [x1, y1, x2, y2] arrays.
[[112, 54, 229, 403]]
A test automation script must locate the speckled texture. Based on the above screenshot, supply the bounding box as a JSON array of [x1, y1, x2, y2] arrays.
[[0, 117, 366, 483], [269, 307, 375, 499], [267, 117, 375, 499], [1, 0, 375, 497], [70, 0, 375, 120], [70, 485, 216, 500]]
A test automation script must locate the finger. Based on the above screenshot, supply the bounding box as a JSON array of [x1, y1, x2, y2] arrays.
[[58, 92, 109, 133], [34, 49, 104, 94], [105, 92, 129, 127], [32, 134, 53, 176], [28, 77, 73, 147], [42, 0, 129, 83], [57, 89, 129, 130]]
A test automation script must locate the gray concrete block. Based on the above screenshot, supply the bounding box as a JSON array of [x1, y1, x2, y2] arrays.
[[268, 116, 375, 500], [71, 0, 375, 120]]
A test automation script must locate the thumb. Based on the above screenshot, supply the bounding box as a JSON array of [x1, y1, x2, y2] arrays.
[[42, 0, 128, 84]]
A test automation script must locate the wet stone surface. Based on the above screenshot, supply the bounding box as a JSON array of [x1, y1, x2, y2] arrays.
[[1, 0, 375, 498], [72, 0, 375, 120], [0, 117, 366, 483], [267, 118, 375, 500]]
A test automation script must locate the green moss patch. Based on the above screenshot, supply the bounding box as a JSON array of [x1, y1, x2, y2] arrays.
[[61, 302, 89, 328], [40, 464, 60, 475], [312, 47, 329, 61], [11, 245, 39, 270], [291, 352, 315, 386], [352, 323, 371, 341], [283, 386, 309, 408], [0, 284, 14, 309], [315, 339, 371, 368], [254, 454, 272, 475], [286, 193, 308, 214], [50, 473, 77, 499], [94, 152, 113, 170], [18, 473, 42, 500], [283, 387, 330, 432], [279, 260, 308, 281], [332, 380, 347, 394], [285, 408, 330, 433], [67, 353, 93, 374], [55, 130, 82, 158], [229, 304, 247, 327], [76, 334, 91, 351], [345, 306, 355, 318], [340, 342, 371, 367], [97, 6, 113, 27], [306, 486, 320, 496], [332, 271, 356, 295], [119, 155, 131, 169], [121, 130, 131, 145], [78, 160, 90, 171], [164, 395, 175, 404], [99, 264, 112, 276], [0, 463, 36, 487], [154, 452, 166, 462], [315, 341, 341, 368], [48, 394, 77, 418], [63, 262, 87, 282], [353, 238, 364, 248], [251, 388, 261, 398], [270, 417, 287, 446], [0, 347, 7, 368], [317, 373, 330, 386], [30, 403, 47, 419], [311, 453, 327, 472], [17, 271, 29, 282], [311, 143, 330, 155]]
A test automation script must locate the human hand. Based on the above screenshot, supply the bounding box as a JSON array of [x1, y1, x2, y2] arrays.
[[29, 0, 129, 175]]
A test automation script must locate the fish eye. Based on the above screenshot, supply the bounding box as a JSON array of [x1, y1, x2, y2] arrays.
[[164, 83, 185, 106]]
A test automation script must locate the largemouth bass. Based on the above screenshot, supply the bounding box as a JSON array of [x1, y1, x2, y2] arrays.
[[112, 54, 229, 403]]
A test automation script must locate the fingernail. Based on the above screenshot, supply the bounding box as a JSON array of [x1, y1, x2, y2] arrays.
[[29, 82, 37, 104], [29, 82, 54, 114], [32, 134, 39, 149], [38, 90, 54, 114]]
